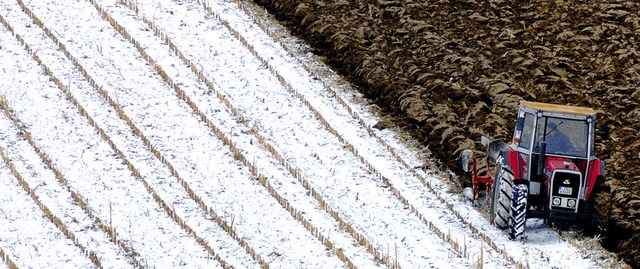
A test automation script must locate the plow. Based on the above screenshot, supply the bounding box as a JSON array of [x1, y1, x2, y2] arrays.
[[462, 101, 610, 239]]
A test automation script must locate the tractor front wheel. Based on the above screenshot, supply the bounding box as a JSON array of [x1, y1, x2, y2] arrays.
[[509, 184, 528, 240], [492, 165, 514, 229]]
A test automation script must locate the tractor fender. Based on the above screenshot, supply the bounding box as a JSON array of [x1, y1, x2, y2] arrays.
[[585, 159, 606, 200], [486, 139, 508, 164]]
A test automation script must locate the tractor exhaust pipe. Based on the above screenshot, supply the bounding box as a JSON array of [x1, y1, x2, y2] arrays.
[[537, 142, 547, 176]]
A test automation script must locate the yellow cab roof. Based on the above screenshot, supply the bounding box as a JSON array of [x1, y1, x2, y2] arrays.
[[521, 101, 597, 116]]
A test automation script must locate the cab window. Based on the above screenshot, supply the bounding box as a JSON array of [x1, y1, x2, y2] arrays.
[[537, 117, 589, 157]]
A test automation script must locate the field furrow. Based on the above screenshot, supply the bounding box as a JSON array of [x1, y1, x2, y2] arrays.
[[0, 6, 222, 268], [2, 1, 262, 267], [0, 163, 96, 269], [16, 0, 351, 267]]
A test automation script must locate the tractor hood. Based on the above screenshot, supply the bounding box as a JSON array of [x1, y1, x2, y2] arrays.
[[543, 156, 580, 177]]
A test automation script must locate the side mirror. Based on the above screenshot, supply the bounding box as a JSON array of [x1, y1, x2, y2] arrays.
[[461, 149, 473, 173]]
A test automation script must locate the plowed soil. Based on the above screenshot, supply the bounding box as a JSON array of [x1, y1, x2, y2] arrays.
[[254, 0, 639, 267]]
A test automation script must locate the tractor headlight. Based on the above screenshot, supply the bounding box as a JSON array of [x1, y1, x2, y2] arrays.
[[552, 197, 561, 206], [567, 199, 576, 208]]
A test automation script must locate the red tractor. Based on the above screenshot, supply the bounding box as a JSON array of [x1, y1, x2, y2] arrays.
[[464, 101, 608, 239]]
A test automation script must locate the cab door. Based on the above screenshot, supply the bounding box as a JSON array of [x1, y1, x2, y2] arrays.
[[513, 112, 536, 181]]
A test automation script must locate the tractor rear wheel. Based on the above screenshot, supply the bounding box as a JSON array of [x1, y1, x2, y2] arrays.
[[492, 166, 514, 229], [509, 184, 528, 240], [587, 180, 611, 236]]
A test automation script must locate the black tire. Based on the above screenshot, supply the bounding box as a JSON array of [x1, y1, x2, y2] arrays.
[[492, 166, 514, 229], [587, 180, 611, 236], [509, 184, 528, 240]]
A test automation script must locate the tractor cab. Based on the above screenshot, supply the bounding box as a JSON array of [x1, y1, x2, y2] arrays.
[[508, 101, 604, 222]]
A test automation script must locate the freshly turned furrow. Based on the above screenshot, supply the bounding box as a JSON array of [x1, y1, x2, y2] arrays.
[[16, 0, 344, 264], [5, 1, 254, 268]]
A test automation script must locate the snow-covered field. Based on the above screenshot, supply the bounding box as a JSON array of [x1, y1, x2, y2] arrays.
[[0, 0, 623, 268]]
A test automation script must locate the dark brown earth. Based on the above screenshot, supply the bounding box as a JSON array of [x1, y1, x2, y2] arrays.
[[253, 0, 640, 267]]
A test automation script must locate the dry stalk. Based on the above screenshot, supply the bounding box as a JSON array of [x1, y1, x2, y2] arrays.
[[17, 0, 235, 266], [0, 10, 142, 267], [0, 144, 102, 268], [0, 246, 19, 269]]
